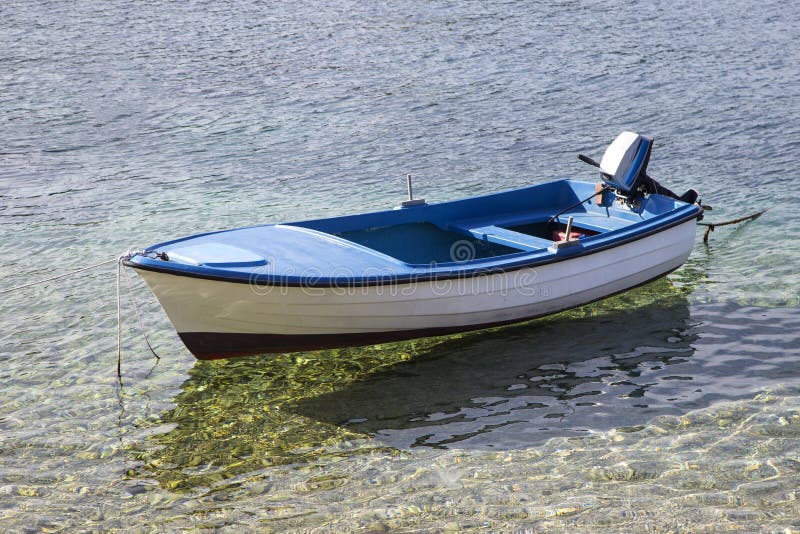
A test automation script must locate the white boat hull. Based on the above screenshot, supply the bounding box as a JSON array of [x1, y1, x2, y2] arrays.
[[135, 219, 696, 359]]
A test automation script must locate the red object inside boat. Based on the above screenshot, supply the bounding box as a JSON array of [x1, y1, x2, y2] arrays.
[[552, 230, 584, 241]]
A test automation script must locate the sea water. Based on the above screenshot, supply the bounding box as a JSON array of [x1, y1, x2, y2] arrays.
[[1, 0, 799, 530]]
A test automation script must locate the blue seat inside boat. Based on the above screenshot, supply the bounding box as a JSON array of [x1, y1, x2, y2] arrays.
[[450, 207, 631, 249], [551, 212, 632, 233], [462, 225, 553, 251]]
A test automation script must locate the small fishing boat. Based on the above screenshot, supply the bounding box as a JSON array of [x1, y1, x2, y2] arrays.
[[125, 132, 703, 359]]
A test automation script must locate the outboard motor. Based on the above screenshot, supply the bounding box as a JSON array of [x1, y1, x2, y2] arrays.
[[580, 131, 698, 205], [599, 131, 652, 197]]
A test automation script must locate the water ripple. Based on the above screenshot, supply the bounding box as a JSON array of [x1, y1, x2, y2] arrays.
[[1, 0, 799, 530]]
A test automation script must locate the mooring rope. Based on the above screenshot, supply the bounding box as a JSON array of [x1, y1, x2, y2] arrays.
[[116, 257, 123, 379], [0, 257, 117, 294], [121, 260, 160, 360], [0, 251, 158, 380], [115, 250, 160, 380], [699, 209, 767, 244]]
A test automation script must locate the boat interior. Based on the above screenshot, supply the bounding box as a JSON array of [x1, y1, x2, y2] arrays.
[[135, 131, 696, 276], [289, 178, 681, 266]]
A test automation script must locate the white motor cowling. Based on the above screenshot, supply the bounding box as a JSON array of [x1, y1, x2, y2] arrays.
[[598, 131, 653, 196]]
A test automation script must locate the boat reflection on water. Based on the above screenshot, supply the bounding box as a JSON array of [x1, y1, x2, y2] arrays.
[[132, 279, 698, 490]]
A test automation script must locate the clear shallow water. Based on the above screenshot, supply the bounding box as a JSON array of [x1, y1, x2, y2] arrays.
[[1, 0, 799, 531]]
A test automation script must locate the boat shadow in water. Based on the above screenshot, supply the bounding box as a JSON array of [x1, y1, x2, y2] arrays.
[[290, 280, 699, 450], [132, 280, 701, 490]]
